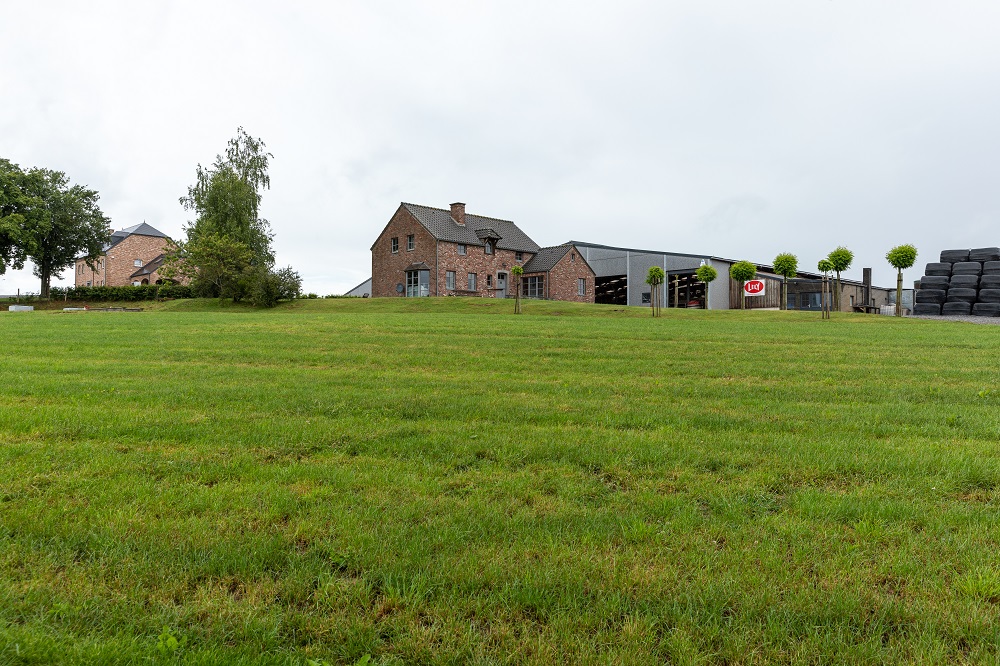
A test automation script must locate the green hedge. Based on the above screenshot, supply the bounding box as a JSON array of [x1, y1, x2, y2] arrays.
[[49, 285, 193, 302]]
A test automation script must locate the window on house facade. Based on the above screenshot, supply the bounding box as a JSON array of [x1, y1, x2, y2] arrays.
[[485, 241, 493, 255], [446, 271, 456, 290], [571, 252, 575, 263], [787, 293, 797, 310], [134, 259, 143, 267], [523, 275, 544, 299], [642, 292, 651, 304], [578, 278, 586, 296], [86, 281, 91, 287], [391, 237, 399, 253], [515, 252, 523, 261], [405, 269, 430, 297], [468, 273, 477, 291], [486, 274, 493, 288], [458, 244, 466, 255], [407, 234, 415, 251]]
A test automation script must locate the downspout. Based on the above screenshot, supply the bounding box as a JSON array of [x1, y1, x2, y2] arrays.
[[435, 241, 439, 296]]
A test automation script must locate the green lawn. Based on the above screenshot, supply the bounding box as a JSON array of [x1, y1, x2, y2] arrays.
[[2, 298, 1000, 664]]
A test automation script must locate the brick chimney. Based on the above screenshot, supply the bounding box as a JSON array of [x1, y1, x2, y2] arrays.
[[451, 202, 466, 226]]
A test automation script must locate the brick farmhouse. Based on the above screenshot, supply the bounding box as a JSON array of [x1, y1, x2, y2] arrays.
[[74, 223, 179, 288], [371, 202, 595, 302]]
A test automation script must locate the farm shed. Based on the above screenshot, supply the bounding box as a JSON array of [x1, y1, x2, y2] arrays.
[[570, 241, 732, 309], [571, 241, 894, 311]]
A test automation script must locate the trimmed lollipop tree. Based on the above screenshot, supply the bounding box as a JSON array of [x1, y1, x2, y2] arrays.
[[772, 252, 798, 311], [695, 264, 718, 309], [886, 244, 917, 317], [826, 246, 853, 311], [729, 260, 757, 310], [817, 258, 833, 319], [512, 265, 523, 314], [646, 266, 665, 317]]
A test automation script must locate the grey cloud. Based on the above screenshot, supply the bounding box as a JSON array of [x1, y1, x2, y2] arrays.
[[2, 1, 1000, 294]]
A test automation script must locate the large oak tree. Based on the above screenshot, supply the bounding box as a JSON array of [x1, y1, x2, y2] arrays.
[[0, 159, 109, 297]]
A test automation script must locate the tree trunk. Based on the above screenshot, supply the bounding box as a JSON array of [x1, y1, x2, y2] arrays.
[[822, 275, 828, 319], [834, 271, 841, 312], [825, 276, 831, 319], [40, 263, 51, 300], [896, 269, 903, 317], [514, 275, 521, 314]]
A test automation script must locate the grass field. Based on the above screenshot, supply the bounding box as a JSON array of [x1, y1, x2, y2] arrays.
[[2, 298, 1000, 664]]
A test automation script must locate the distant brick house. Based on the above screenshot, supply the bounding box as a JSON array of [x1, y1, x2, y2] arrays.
[[74, 223, 178, 287], [371, 202, 595, 302]]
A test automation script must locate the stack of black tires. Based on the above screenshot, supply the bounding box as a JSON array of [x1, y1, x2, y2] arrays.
[[914, 248, 1000, 316]]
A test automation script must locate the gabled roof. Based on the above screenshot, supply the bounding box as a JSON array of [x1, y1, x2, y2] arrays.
[[522, 244, 594, 274], [401, 203, 540, 253]]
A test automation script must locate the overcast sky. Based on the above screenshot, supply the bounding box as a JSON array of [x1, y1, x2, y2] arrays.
[[3, 1, 999, 294]]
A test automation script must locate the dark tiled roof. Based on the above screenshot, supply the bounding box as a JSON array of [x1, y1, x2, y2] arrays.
[[404, 262, 432, 271], [130, 254, 165, 278], [103, 222, 171, 252], [118, 222, 169, 238], [401, 203, 540, 253], [523, 245, 573, 273]]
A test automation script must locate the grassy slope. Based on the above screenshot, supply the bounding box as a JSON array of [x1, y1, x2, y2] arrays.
[[2, 299, 1000, 664]]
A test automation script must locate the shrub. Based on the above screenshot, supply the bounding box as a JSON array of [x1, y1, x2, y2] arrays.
[[48, 285, 194, 302], [249, 266, 302, 308]]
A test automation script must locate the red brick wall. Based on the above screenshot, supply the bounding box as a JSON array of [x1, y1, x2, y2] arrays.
[[371, 207, 439, 297], [536, 246, 596, 302], [74, 235, 174, 287], [436, 242, 531, 297]]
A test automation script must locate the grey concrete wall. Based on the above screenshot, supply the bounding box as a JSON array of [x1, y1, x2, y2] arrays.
[[707, 259, 731, 310]]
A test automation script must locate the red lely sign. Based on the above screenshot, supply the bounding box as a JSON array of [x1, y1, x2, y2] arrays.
[[743, 279, 766, 296]]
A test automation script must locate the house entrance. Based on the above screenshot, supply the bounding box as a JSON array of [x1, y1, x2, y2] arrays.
[[496, 272, 508, 298]]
